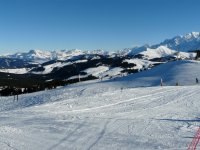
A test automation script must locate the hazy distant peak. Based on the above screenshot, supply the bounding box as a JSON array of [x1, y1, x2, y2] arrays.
[[183, 32, 200, 39], [152, 31, 200, 52]]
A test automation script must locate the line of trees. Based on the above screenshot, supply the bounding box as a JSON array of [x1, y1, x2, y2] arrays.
[[0, 81, 60, 96], [0, 75, 97, 96]]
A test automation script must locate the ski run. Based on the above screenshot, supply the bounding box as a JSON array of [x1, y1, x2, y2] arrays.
[[0, 60, 200, 150]]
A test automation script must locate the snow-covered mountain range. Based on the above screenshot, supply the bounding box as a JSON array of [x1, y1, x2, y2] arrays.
[[1, 49, 113, 63], [1, 32, 200, 62], [124, 32, 200, 55], [152, 32, 200, 52]]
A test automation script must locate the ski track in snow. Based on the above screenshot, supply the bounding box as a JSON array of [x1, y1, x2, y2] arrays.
[[0, 85, 199, 150], [55, 87, 184, 113]]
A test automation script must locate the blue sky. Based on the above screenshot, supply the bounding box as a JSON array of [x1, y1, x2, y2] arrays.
[[0, 0, 200, 54]]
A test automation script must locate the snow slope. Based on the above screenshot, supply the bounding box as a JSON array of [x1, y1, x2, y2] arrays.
[[0, 68, 30, 74], [123, 58, 160, 71], [139, 46, 195, 60], [0, 60, 200, 150], [140, 46, 175, 59], [117, 60, 200, 87]]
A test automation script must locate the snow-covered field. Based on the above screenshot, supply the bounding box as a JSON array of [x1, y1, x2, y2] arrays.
[[0, 60, 200, 150], [0, 68, 30, 74]]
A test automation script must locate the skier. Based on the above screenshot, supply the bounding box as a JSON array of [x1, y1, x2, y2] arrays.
[[160, 78, 163, 86], [196, 78, 199, 84]]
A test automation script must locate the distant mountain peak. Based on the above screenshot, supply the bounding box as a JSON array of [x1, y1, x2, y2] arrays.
[[184, 32, 200, 39], [29, 49, 42, 53], [151, 31, 200, 52]]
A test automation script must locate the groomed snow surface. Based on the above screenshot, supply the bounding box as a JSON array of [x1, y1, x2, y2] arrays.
[[0, 60, 200, 150]]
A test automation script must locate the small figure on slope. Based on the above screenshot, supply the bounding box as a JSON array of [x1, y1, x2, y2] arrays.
[[196, 78, 199, 84], [160, 78, 163, 86]]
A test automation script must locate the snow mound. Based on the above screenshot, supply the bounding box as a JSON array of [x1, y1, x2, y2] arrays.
[[100, 67, 124, 77], [123, 58, 159, 70], [140, 46, 174, 59], [139, 46, 195, 59], [83, 66, 109, 77]]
